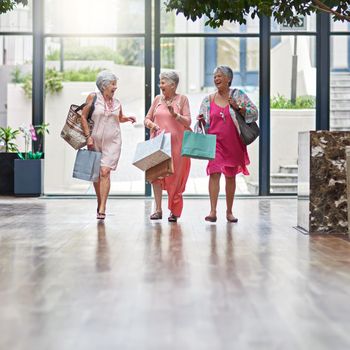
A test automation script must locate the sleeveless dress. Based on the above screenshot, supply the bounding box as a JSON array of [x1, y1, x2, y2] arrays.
[[207, 100, 250, 177], [91, 91, 122, 170]]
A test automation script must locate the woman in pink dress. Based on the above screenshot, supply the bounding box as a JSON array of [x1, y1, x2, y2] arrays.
[[144, 71, 191, 222], [81, 70, 136, 220], [197, 66, 258, 222]]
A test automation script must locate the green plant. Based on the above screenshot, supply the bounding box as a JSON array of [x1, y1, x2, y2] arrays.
[[62, 68, 104, 82], [0, 126, 19, 152], [22, 68, 63, 98], [271, 94, 316, 109], [34, 122, 50, 152], [11, 66, 26, 84], [0, 0, 28, 14]]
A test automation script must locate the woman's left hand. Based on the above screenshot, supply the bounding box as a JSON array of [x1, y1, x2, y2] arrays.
[[228, 97, 240, 111], [128, 116, 136, 124]]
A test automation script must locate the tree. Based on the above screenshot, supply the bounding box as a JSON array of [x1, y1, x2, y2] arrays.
[[0, 0, 28, 15], [164, 0, 350, 28]]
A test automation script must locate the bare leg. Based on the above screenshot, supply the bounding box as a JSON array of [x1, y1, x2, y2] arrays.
[[225, 176, 237, 221], [98, 166, 111, 215], [93, 181, 101, 212], [208, 173, 221, 218], [152, 183, 163, 213]]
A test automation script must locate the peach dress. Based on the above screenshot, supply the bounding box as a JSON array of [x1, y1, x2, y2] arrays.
[[145, 94, 191, 217], [91, 91, 122, 170]]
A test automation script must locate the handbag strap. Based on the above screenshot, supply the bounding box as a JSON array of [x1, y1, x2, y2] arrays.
[[74, 93, 97, 121]]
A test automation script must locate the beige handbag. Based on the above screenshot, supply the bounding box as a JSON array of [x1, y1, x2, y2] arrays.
[[61, 94, 97, 150]]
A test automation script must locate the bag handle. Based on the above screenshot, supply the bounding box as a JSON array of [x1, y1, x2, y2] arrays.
[[74, 93, 97, 121]]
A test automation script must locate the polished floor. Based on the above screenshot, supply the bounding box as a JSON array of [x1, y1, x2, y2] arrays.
[[0, 197, 349, 350]]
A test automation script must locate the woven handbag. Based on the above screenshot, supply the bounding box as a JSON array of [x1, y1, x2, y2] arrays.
[[61, 94, 97, 150]]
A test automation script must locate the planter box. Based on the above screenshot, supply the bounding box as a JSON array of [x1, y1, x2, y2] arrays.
[[0, 153, 18, 195], [14, 159, 43, 196]]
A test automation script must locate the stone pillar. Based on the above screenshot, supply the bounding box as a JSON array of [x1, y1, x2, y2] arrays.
[[297, 131, 350, 235], [346, 146, 350, 238]]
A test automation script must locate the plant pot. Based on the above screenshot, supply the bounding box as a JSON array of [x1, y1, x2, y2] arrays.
[[0, 153, 18, 195], [14, 159, 43, 197]]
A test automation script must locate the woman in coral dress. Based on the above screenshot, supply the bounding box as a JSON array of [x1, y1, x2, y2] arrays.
[[196, 65, 258, 223], [144, 71, 191, 222], [81, 70, 136, 220]]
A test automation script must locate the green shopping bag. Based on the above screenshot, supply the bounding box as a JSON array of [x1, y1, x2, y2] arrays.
[[181, 130, 216, 160]]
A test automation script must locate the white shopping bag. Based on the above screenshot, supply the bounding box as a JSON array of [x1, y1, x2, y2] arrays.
[[132, 131, 171, 171]]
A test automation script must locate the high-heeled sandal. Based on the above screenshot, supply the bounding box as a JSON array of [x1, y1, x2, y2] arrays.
[[150, 211, 162, 220], [97, 212, 106, 220]]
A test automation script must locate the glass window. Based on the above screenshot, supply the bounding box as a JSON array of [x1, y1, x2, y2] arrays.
[[160, 37, 259, 195], [331, 21, 350, 32], [271, 14, 316, 32], [0, 36, 32, 152], [330, 35, 350, 131], [45, 0, 144, 34], [270, 35, 316, 193], [0, 0, 32, 32], [161, 4, 259, 34], [44, 37, 145, 194]]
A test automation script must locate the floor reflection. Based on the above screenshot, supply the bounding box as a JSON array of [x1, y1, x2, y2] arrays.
[[96, 222, 110, 272]]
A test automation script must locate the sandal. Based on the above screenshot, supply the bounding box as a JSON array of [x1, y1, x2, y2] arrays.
[[226, 214, 238, 223], [168, 213, 177, 222], [97, 212, 106, 220], [205, 215, 217, 222], [150, 211, 162, 220]]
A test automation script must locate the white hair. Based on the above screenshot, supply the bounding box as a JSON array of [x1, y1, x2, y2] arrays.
[[159, 71, 179, 88], [213, 65, 233, 86], [96, 70, 118, 93]]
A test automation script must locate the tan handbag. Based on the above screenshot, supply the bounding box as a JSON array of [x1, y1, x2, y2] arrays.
[[61, 94, 97, 150]]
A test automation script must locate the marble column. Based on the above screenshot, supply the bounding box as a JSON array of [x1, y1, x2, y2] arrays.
[[297, 131, 350, 235]]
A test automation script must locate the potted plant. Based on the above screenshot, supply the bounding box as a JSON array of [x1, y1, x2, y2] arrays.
[[0, 126, 19, 195], [14, 123, 49, 196]]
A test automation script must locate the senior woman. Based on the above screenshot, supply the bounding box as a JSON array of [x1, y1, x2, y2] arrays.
[[197, 65, 258, 223], [81, 70, 136, 220], [144, 71, 191, 222]]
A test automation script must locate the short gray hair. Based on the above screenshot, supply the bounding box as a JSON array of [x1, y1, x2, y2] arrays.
[[159, 71, 179, 88], [96, 70, 118, 93], [213, 65, 233, 86]]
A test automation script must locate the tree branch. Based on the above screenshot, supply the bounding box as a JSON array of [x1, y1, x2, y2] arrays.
[[312, 0, 350, 21]]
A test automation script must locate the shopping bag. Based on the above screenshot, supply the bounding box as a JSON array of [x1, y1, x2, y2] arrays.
[[72, 149, 102, 182], [61, 94, 97, 150], [181, 130, 216, 160], [132, 131, 171, 171], [146, 158, 174, 182]]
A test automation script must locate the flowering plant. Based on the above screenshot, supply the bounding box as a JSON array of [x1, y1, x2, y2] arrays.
[[17, 123, 49, 160]]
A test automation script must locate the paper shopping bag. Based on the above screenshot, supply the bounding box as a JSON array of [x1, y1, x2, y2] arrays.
[[72, 149, 102, 182], [181, 130, 216, 160], [145, 158, 174, 182], [133, 131, 171, 171]]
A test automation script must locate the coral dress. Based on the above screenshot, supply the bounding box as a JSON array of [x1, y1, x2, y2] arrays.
[[91, 91, 122, 171], [145, 94, 191, 217], [207, 101, 250, 176]]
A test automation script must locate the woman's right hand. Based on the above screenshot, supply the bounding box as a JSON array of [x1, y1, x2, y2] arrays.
[[152, 123, 160, 132], [87, 136, 94, 150], [197, 114, 206, 128]]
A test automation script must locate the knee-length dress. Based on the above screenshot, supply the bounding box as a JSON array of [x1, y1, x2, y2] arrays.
[[207, 100, 250, 176], [145, 94, 191, 217], [91, 91, 122, 170]]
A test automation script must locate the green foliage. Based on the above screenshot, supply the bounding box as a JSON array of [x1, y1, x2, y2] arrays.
[[271, 94, 316, 109], [164, 0, 350, 28], [0, 0, 28, 14], [0, 126, 19, 152], [17, 151, 43, 160], [11, 66, 26, 83], [62, 68, 103, 82], [45, 40, 144, 66], [21, 68, 63, 98], [161, 39, 175, 69], [34, 122, 50, 137]]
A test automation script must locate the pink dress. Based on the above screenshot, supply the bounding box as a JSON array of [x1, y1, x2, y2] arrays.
[[91, 91, 122, 170], [145, 94, 191, 217], [207, 101, 250, 176]]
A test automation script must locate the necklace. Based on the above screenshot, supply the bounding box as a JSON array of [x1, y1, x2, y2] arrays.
[[104, 97, 114, 112], [162, 95, 175, 106]]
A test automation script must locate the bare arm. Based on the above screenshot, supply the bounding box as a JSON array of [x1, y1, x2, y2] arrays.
[[81, 93, 96, 149], [119, 105, 136, 123], [144, 95, 161, 131]]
